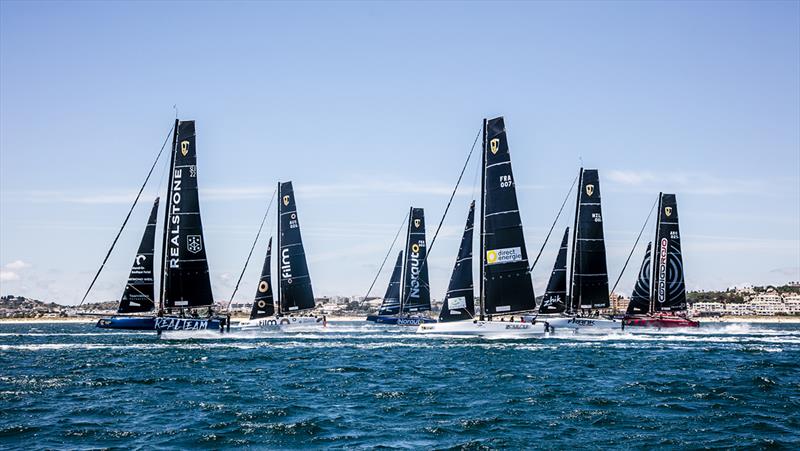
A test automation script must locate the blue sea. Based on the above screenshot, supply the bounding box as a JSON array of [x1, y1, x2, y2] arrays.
[[1, 321, 799, 450]]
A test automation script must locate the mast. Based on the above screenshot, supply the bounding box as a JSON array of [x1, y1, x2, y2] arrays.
[[159, 119, 179, 312], [276, 182, 282, 316], [397, 206, 412, 316], [479, 118, 487, 321], [650, 193, 663, 313], [568, 168, 582, 314], [118, 197, 160, 314]]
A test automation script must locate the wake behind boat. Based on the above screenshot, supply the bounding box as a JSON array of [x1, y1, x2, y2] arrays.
[[418, 117, 547, 337]]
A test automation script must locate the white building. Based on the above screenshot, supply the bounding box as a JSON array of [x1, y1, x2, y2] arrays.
[[784, 295, 800, 314]]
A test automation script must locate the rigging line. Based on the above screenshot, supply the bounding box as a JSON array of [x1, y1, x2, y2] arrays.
[[362, 211, 409, 304], [609, 196, 659, 296], [78, 123, 175, 307], [528, 173, 579, 273], [399, 126, 481, 310], [226, 186, 278, 310]]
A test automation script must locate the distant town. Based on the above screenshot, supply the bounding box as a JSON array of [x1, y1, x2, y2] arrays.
[[2, 282, 799, 320]]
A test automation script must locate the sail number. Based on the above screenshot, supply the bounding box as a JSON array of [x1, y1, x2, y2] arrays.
[[592, 213, 602, 223], [670, 231, 679, 239], [499, 175, 513, 188]]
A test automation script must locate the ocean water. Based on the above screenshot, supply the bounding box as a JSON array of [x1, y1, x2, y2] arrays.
[[1, 321, 799, 450]]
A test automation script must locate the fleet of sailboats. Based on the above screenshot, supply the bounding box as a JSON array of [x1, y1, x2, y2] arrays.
[[90, 115, 699, 336]]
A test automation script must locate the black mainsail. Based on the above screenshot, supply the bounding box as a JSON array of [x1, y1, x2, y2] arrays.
[[161, 120, 215, 309], [277, 181, 315, 313], [626, 242, 652, 315], [651, 193, 686, 312], [539, 227, 569, 314], [401, 207, 431, 313], [250, 237, 275, 319], [569, 168, 610, 311], [118, 197, 159, 314], [377, 251, 403, 316], [480, 117, 536, 316], [439, 201, 475, 322]]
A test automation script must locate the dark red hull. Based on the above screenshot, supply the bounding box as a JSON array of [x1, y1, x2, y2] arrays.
[[623, 315, 700, 328]]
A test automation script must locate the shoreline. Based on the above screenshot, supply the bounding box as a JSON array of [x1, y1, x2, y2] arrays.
[[1, 315, 800, 324]]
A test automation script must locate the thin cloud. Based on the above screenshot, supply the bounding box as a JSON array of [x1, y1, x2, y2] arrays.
[[4, 260, 30, 270], [605, 170, 768, 195], [0, 271, 20, 282]]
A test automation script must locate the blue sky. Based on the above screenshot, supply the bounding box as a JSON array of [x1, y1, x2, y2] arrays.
[[1, 1, 798, 305]]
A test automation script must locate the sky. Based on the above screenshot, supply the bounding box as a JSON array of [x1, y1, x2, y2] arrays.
[[1, 1, 798, 305]]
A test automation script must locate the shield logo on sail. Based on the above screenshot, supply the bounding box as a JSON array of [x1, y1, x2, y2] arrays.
[[490, 138, 500, 154], [258, 281, 269, 293], [187, 235, 202, 254], [586, 184, 595, 197], [180, 140, 190, 157], [414, 218, 421, 228], [665, 206, 672, 217], [282, 195, 290, 206]]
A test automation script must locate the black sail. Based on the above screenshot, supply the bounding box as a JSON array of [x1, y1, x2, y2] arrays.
[[277, 181, 315, 313], [250, 237, 275, 319], [378, 251, 403, 316], [401, 207, 431, 313], [539, 227, 569, 314], [118, 197, 159, 313], [162, 120, 215, 309], [439, 201, 475, 322], [481, 117, 536, 315], [626, 242, 652, 315], [569, 168, 610, 311], [652, 193, 686, 312]]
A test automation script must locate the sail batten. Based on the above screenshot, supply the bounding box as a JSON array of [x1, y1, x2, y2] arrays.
[[481, 117, 536, 315], [250, 237, 275, 319], [439, 201, 475, 322], [162, 120, 215, 309], [539, 227, 569, 314], [569, 169, 610, 311], [401, 207, 431, 313], [118, 198, 160, 313], [277, 182, 315, 313]]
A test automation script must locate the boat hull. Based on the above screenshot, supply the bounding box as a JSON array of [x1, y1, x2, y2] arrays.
[[416, 320, 548, 336], [373, 315, 436, 326], [623, 315, 700, 328], [236, 316, 325, 330], [537, 316, 622, 332], [96, 316, 224, 331]]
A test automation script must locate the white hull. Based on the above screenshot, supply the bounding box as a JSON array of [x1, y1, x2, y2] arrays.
[[236, 316, 325, 331], [528, 315, 622, 332], [416, 320, 549, 336]]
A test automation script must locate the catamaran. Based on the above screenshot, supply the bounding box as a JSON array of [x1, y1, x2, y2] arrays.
[[417, 116, 548, 336], [370, 207, 436, 326], [96, 120, 228, 332], [237, 182, 325, 330], [526, 169, 622, 332], [623, 193, 699, 328]]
